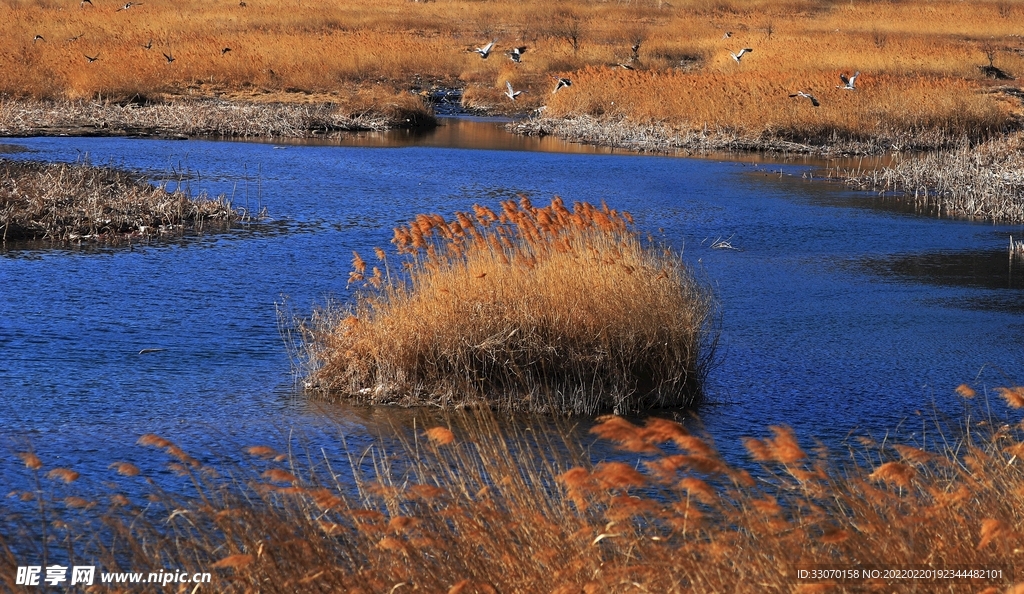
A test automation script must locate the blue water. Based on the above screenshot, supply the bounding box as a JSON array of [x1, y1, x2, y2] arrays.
[[1, 120, 1022, 487]]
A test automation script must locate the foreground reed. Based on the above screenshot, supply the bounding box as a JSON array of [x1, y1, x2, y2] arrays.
[[0, 159, 241, 242], [1012, 236, 1024, 260], [296, 197, 715, 415], [3, 386, 1024, 592]]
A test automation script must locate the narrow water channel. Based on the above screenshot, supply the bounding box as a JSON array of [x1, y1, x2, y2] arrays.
[[1, 118, 1022, 484]]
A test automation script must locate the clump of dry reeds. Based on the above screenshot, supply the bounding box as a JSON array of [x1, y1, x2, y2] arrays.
[[842, 132, 1024, 223], [3, 384, 1024, 593], [0, 159, 242, 242], [297, 197, 715, 415], [1011, 235, 1024, 259]]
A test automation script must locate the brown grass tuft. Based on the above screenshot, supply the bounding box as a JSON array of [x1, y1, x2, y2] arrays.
[[137, 434, 174, 449], [977, 518, 1013, 550], [262, 469, 299, 485], [17, 452, 42, 470], [957, 383, 977, 399], [425, 426, 456, 446], [998, 387, 1024, 409], [868, 461, 917, 489], [211, 554, 254, 569], [110, 461, 140, 477], [245, 446, 279, 459], [46, 468, 79, 483]]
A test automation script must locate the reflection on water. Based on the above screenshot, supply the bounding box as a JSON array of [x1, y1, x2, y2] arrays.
[[238, 117, 901, 170], [0, 143, 30, 154], [244, 117, 622, 155], [863, 249, 1024, 291]]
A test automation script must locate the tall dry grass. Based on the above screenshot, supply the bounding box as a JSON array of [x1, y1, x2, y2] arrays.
[[0, 159, 242, 242], [1, 0, 1020, 142], [841, 131, 1024, 223], [296, 197, 715, 415], [3, 385, 1024, 592]]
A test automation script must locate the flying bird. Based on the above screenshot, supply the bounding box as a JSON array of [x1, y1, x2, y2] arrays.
[[85, 53, 99, 62], [504, 81, 525, 101], [552, 77, 572, 94], [141, 39, 152, 50], [730, 48, 753, 62], [789, 91, 820, 107], [722, 31, 733, 39], [837, 71, 860, 90], [618, 61, 635, 70], [163, 52, 175, 63], [507, 46, 527, 63], [221, 47, 232, 55], [471, 39, 497, 59], [67, 33, 84, 43], [80, 0, 92, 7], [33, 35, 45, 43], [116, 2, 141, 11]]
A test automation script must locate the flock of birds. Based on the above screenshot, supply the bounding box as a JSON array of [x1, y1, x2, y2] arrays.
[[789, 71, 860, 106], [29, 0, 240, 65], [470, 35, 862, 108], [470, 39, 573, 99], [30, 12, 862, 109]]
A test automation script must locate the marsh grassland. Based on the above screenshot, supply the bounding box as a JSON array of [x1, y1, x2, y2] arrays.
[[298, 197, 714, 415], [3, 388, 1024, 593], [5, 0, 1024, 217], [2, 0, 1022, 143]]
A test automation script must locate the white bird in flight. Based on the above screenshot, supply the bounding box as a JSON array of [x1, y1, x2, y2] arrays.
[[789, 91, 820, 107], [837, 71, 860, 90], [504, 81, 525, 101], [730, 48, 753, 62], [471, 40, 497, 59]]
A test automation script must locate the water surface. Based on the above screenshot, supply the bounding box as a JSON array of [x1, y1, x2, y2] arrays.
[[1, 118, 1022, 486]]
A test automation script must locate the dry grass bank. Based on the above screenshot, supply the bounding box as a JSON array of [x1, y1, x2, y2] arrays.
[[3, 386, 1024, 592], [0, 159, 241, 242], [1, 0, 1022, 144], [841, 131, 1024, 223], [0, 94, 434, 139], [296, 197, 715, 415]]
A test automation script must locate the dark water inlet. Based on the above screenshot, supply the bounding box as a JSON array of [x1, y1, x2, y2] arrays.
[[0, 118, 1022, 490]]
